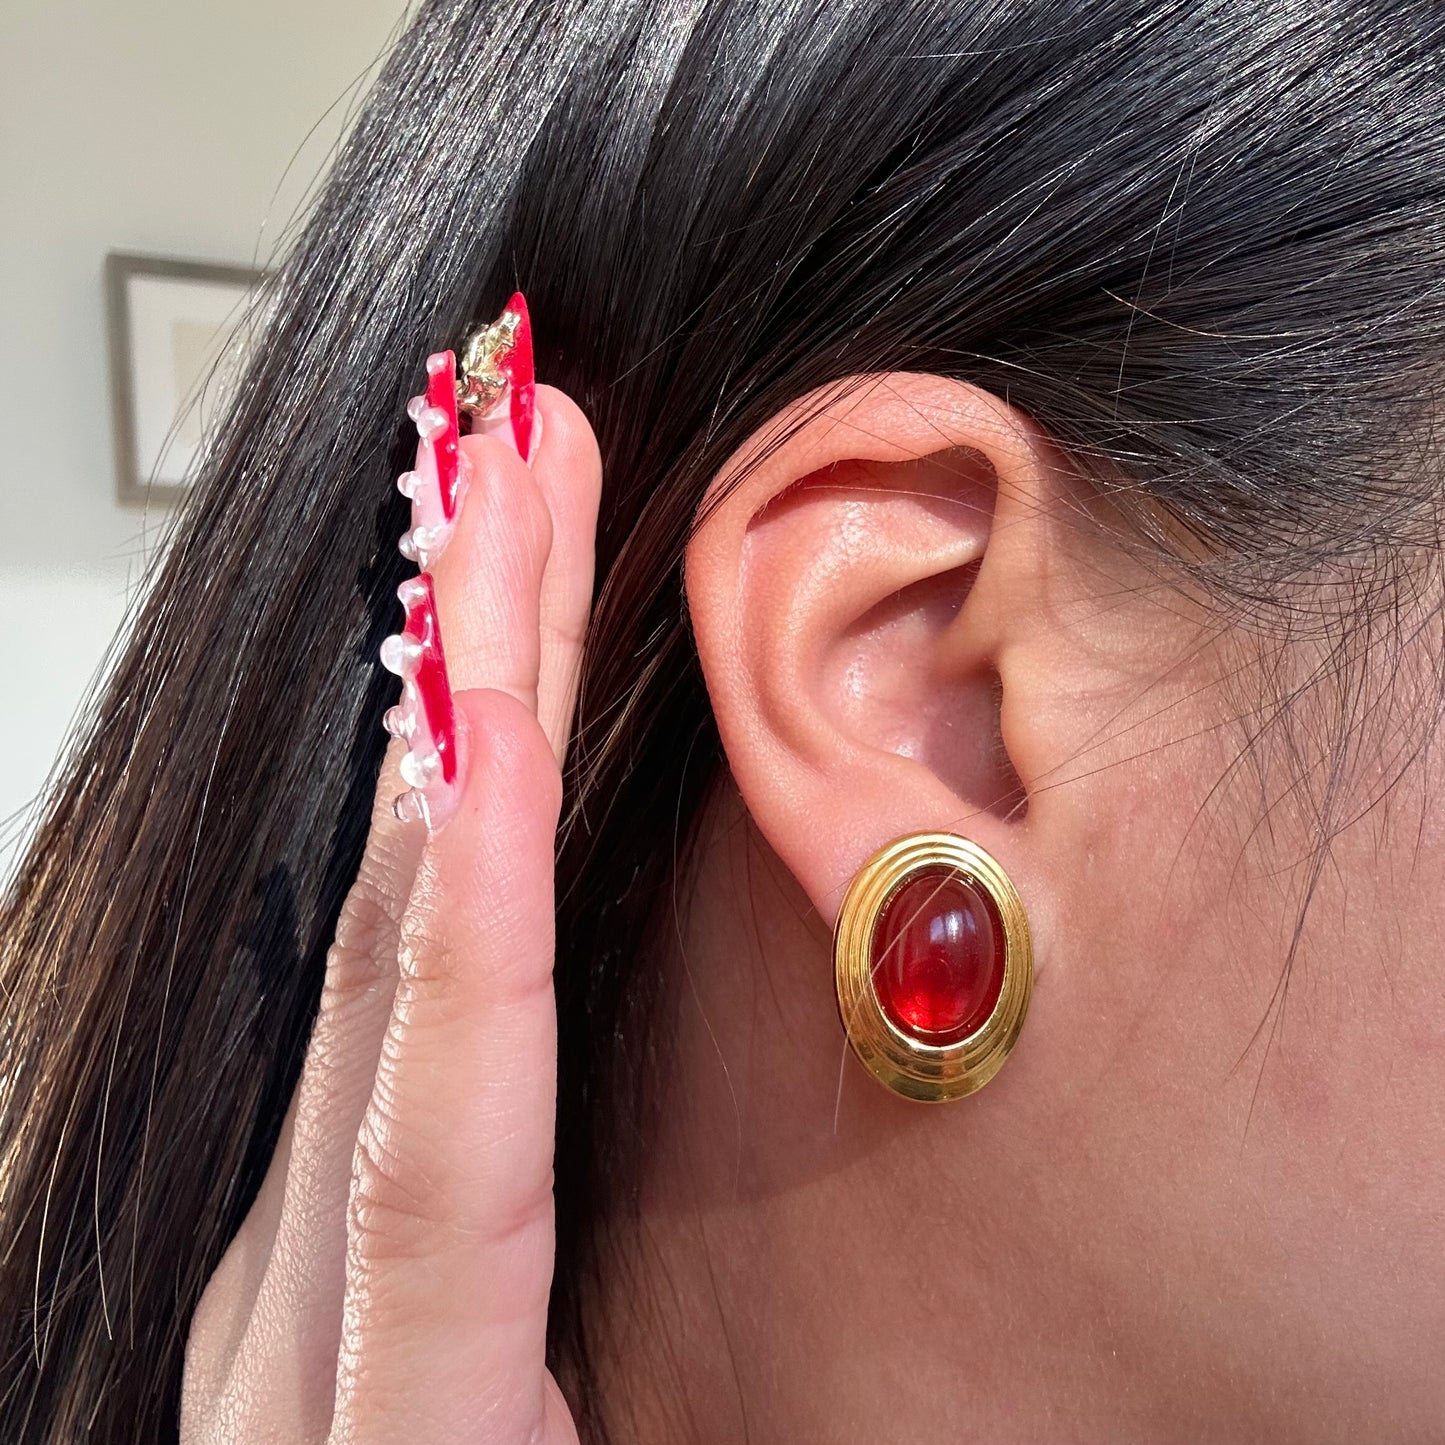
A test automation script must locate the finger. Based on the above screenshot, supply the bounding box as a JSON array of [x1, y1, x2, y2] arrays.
[[526, 385, 602, 764], [186, 740, 426, 1438], [186, 359, 588, 1435], [229, 368, 562, 1427], [431, 424, 553, 717], [181, 1089, 297, 1435], [332, 686, 570, 1444]]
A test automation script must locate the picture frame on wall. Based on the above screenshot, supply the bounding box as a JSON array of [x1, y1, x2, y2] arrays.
[[105, 252, 272, 508]]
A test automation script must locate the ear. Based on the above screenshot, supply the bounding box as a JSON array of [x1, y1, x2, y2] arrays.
[[684, 371, 1076, 933]]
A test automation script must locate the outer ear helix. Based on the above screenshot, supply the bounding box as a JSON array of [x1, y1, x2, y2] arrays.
[[834, 830, 1033, 1103]]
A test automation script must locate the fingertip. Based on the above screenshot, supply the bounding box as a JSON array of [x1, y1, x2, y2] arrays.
[[524, 388, 601, 767], [446, 687, 564, 838], [532, 384, 603, 503], [403, 687, 561, 990]]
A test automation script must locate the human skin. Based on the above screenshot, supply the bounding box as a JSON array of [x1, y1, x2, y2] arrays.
[[600, 374, 1445, 1442], [181, 382, 602, 1444], [182, 372, 1445, 1443]]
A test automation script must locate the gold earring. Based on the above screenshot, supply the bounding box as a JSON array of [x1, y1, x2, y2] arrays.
[[833, 831, 1033, 1103]]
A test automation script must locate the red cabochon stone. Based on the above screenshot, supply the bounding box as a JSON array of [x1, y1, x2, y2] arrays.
[[870, 866, 1005, 1044]]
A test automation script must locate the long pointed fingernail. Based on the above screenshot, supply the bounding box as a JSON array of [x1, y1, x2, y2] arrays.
[[397, 349, 469, 570], [382, 573, 460, 829], [456, 291, 537, 463], [501, 291, 535, 460], [383, 297, 538, 827]]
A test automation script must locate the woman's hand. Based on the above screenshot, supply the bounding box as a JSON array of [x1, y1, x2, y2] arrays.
[[180, 383, 602, 1444]]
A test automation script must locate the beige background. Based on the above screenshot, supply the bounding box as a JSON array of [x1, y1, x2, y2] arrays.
[[0, 0, 413, 875]]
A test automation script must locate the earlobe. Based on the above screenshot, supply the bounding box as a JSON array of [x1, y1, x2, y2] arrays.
[[684, 371, 1050, 928]]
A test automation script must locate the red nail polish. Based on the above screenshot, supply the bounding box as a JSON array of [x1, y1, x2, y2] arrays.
[[381, 573, 458, 825], [426, 350, 463, 521], [397, 351, 468, 569], [382, 296, 538, 827], [403, 574, 456, 785], [501, 291, 535, 460]]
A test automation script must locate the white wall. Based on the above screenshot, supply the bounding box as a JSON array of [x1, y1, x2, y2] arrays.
[[0, 0, 413, 877]]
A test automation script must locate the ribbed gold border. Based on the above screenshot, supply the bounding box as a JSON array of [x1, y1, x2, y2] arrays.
[[833, 832, 1033, 1103]]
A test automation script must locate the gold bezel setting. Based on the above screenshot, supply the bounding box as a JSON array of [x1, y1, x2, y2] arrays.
[[833, 832, 1033, 1103]]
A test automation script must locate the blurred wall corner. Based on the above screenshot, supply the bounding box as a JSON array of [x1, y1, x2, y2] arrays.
[[0, 0, 413, 885]]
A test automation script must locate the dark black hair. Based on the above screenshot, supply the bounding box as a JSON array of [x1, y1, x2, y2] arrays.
[[1, 0, 1442, 1438]]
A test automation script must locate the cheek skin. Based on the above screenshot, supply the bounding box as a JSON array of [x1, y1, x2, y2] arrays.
[[985, 486, 1445, 1427], [601, 436, 1445, 1445], [1033, 664, 1445, 1430], [594, 687, 1445, 1442]]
